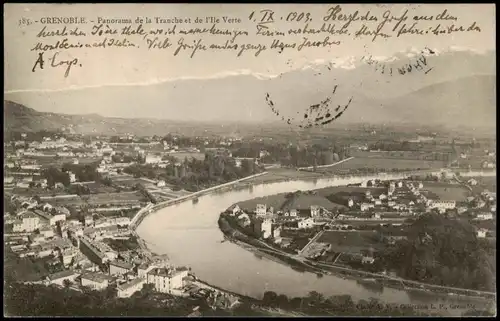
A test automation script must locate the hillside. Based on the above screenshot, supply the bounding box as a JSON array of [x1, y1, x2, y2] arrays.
[[3, 100, 259, 136], [4, 50, 495, 129], [376, 75, 496, 129]]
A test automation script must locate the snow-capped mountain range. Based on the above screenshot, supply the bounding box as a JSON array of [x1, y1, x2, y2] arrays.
[[4, 48, 495, 130]]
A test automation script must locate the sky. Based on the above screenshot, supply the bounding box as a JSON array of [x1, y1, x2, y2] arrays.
[[4, 3, 496, 94]]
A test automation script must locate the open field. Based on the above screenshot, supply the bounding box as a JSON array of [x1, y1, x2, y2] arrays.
[[452, 156, 495, 169], [469, 176, 497, 193], [350, 150, 453, 160], [166, 152, 205, 161], [315, 186, 385, 198], [421, 182, 470, 201], [236, 193, 289, 212], [150, 189, 191, 202], [235, 186, 384, 212], [112, 177, 156, 188], [28, 156, 100, 167], [10, 188, 68, 197], [317, 157, 447, 173], [74, 181, 118, 194], [316, 230, 384, 254], [86, 191, 147, 205], [44, 197, 86, 207], [242, 169, 323, 185]]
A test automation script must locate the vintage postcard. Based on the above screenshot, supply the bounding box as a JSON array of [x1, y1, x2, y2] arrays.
[[3, 3, 496, 317]]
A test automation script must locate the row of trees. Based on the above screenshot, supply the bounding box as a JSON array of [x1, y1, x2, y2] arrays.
[[41, 163, 103, 189], [42, 167, 71, 187], [124, 153, 263, 192], [258, 291, 427, 316], [231, 142, 350, 167], [368, 141, 417, 151], [61, 162, 100, 182], [4, 278, 494, 317]]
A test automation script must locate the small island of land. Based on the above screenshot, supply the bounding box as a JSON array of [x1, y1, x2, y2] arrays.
[[219, 174, 496, 303]]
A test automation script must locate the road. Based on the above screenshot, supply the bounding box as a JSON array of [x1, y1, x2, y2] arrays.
[[298, 230, 325, 257]]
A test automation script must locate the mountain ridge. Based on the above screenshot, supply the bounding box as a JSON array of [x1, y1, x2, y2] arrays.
[[4, 74, 495, 135], [4, 50, 495, 133]]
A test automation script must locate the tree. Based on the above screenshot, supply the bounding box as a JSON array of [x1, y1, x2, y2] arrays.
[[262, 291, 278, 306], [241, 159, 254, 176], [276, 294, 289, 308], [63, 279, 72, 288], [321, 151, 334, 165], [307, 291, 324, 304]]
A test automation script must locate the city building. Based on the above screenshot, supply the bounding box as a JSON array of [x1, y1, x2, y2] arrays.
[[476, 213, 493, 220], [46, 270, 80, 287], [146, 267, 188, 294], [84, 215, 94, 226], [298, 217, 314, 229], [79, 236, 113, 266], [109, 260, 134, 276], [59, 247, 79, 267], [253, 218, 272, 239], [272, 225, 281, 239], [237, 213, 251, 228], [33, 209, 66, 226], [145, 154, 162, 164], [231, 205, 242, 216], [137, 262, 158, 278], [117, 277, 146, 298], [360, 203, 374, 212], [310, 205, 320, 218], [477, 229, 488, 238], [81, 272, 114, 291], [39, 226, 55, 238], [468, 179, 478, 186], [429, 200, 456, 211], [13, 211, 40, 232], [256, 204, 267, 217]]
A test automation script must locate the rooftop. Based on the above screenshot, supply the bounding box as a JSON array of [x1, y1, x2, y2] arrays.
[[21, 211, 39, 220], [80, 237, 106, 259], [117, 277, 145, 291], [110, 260, 134, 270], [32, 209, 52, 220], [81, 272, 114, 283], [147, 267, 183, 278]]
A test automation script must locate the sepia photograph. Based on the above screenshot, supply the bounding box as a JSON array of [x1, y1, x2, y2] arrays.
[[3, 3, 496, 317]]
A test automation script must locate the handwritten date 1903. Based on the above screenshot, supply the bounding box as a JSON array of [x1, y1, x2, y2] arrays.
[[32, 51, 81, 78]]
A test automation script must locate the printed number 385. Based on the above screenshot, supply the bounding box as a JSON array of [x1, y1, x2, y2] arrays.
[[19, 18, 33, 26]]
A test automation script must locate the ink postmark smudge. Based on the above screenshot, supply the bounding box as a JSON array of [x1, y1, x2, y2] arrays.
[[265, 84, 353, 129], [264, 47, 434, 128], [360, 47, 437, 76]]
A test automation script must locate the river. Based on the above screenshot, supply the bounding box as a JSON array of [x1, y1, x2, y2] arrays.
[[136, 176, 493, 316]]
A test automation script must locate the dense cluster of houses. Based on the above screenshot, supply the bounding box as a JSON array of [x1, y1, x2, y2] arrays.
[[227, 177, 497, 251], [6, 203, 193, 298]]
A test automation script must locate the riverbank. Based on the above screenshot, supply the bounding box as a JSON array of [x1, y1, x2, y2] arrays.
[[218, 214, 496, 302], [130, 171, 269, 229], [131, 167, 487, 230], [133, 168, 496, 314]]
